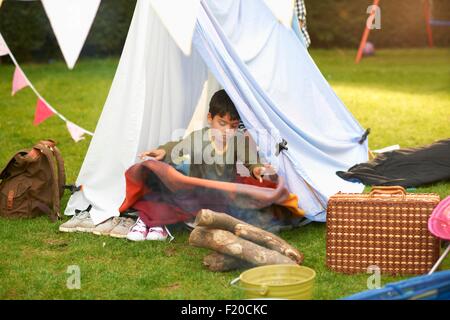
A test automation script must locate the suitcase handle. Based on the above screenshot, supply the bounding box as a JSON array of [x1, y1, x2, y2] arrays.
[[369, 186, 406, 197]]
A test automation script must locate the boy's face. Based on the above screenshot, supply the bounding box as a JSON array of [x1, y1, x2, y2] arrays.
[[207, 112, 240, 141]]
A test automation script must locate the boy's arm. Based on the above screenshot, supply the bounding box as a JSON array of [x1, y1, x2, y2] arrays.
[[238, 133, 264, 178], [156, 129, 199, 164], [156, 141, 181, 165]]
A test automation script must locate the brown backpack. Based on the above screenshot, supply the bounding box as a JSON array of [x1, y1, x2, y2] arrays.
[[0, 140, 66, 222]]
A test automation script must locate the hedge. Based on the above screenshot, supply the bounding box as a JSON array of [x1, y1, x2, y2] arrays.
[[307, 0, 450, 48], [0, 0, 136, 62], [0, 0, 448, 63]]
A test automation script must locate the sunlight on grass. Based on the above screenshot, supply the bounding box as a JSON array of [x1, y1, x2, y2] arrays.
[[334, 85, 450, 149], [0, 49, 449, 299]]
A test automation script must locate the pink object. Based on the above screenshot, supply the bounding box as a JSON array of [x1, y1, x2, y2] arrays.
[[66, 121, 87, 142], [126, 218, 148, 242], [146, 226, 168, 241], [12, 67, 29, 95], [33, 98, 55, 126], [428, 196, 450, 240], [363, 41, 375, 56]]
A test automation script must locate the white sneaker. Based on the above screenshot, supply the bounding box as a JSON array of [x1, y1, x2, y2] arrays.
[[126, 218, 148, 241], [75, 211, 95, 233], [146, 226, 169, 241], [109, 217, 136, 238], [93, 217, 121, 236], [59, 210, 94, 233]]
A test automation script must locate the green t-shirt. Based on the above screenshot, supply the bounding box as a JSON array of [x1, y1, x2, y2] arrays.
[[158, 128, 264, 182]]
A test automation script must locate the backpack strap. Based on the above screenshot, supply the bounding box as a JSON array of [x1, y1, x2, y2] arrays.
[[50, 145, 66, 197], [38, 140, 66, 197], [34, 143, 61, 221]]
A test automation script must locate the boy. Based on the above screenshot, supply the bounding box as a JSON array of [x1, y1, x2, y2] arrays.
[[141, 89, 268, 183], [124, 90, 292, 241]]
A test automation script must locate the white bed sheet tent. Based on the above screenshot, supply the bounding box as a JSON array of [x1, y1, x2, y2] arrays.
[[65, 0, 368, 225]]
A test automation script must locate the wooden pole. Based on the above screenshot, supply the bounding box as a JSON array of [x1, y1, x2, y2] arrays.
[[423, 0, 434, 48], [355, 0, 380, 64]]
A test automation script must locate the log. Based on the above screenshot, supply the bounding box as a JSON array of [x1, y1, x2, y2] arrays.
[[194, 209, 247, 232], [235, 223, 304, 264], [203, 252, 253, 272], [189, 227, 296, 266], [195, 209, 303, 264]]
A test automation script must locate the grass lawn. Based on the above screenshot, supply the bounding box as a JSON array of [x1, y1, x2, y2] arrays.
[[0, 48, 449, 300]]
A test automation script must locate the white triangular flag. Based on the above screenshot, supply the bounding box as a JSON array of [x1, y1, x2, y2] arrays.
[[149, 0, 200, 55], [264, 0, 295, 27], [0, 32, 10, 56], [42, 0, 101, 69], [66, 121, 87, 142]]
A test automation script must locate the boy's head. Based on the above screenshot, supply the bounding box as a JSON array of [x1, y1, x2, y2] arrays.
[[207, 90, 240, 137]]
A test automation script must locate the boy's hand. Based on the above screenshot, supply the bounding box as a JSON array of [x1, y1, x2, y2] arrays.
[[252, 164, 276, 183], [139, 149, 166, 161]]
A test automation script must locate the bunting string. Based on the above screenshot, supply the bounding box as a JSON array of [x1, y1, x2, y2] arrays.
[[0, 32, 94, 142]]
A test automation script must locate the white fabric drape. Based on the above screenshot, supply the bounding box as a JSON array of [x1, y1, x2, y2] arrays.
[[193, 0, 367, 221], [65, 1, 208, 224], [148, 0, 201, 56]]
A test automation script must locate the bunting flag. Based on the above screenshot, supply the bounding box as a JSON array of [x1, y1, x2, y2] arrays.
[[0, 33, 9, 56], [42, 0, 101, 69], [148, 0, 295, 55], [33, 99, 55, 126], [263, 0, 295, 27], [0, 31, 93, 141], [12, 67, 29, 96], [66, 121, 88, 142], [149, 0, 200, 55]]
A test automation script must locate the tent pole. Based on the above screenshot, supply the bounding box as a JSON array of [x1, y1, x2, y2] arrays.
[[355, 0, 380, 64], [428, 243, 450, 275], [423, 0, 434, 48]]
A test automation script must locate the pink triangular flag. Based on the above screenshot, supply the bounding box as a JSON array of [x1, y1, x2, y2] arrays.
[[0, 33, 9, 56], [66, 121, 87, 142], [12, 67, 29, 95], [33, 98, 55, 126]]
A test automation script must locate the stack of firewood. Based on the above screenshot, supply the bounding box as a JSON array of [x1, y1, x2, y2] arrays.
[[189, 209, 304, 272]]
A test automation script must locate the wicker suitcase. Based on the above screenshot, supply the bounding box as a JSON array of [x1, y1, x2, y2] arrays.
[[326, 186, 440, 275]]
